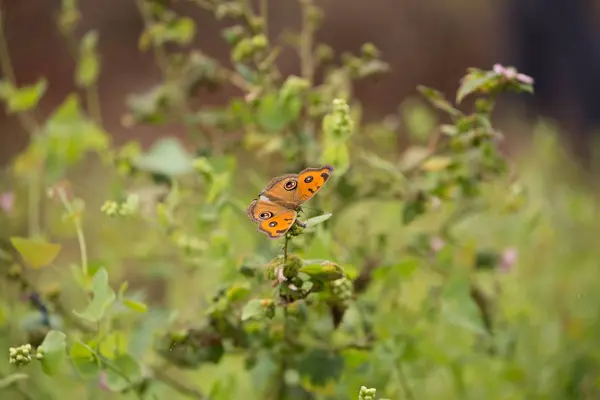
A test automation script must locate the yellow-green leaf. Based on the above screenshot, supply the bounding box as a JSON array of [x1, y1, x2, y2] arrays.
[[10, 237, 61, 269], [0, 79, 48, 113]]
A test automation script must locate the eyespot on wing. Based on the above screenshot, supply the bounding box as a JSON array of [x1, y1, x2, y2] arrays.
[[297, 165, 334, 202]]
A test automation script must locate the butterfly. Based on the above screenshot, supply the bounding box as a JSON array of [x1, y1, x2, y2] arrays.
[[246, 165, 334, 239]]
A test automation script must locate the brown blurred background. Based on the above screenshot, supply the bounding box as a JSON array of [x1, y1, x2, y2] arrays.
[[2, 0, 600, 164]]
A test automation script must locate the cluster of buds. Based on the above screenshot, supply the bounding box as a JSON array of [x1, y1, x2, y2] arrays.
[[9, 344, 43, 367], [100, 194, 140, 217], [329, 276, 354, 308], [358, 386, 377, 400]]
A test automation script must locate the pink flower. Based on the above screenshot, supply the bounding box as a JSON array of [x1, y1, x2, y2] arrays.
[[499, 247, 518, 273], [0, 191, 14, 214], [98, 371, 110, 391], [493, 63, 534, 85], [516, 73, 534, 85], [430, 237, 445, 253]]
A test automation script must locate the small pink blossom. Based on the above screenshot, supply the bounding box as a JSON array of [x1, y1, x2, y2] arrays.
[[430, 237, 445, 253], [493, 63, 533, 85], [0, 191, 14, 214], [98, 371, 110, 391], [516, 73, 534, 85], [499, 247, 518, 273]]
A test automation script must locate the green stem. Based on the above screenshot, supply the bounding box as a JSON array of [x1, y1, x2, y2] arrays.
[[57, 189, 88, 276], [283, 235, 289, 262], [260, 0, 269, 37], [28, 173, 40, 238], [86, 83, 102, 125]]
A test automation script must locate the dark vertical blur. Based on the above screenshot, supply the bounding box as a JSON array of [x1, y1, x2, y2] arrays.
[[507, 0, 600, 159]]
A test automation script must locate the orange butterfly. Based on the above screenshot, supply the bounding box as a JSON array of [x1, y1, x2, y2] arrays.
[[246, 165, 334, 239]]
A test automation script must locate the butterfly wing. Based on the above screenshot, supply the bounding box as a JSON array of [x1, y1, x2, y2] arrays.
[[259, 165, 334, 208], [296, 165, 334, 203], [246, 198, 298, 239]]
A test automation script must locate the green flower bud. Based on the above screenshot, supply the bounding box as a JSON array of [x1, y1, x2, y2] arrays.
[[215, 3, 244, 19], [221, 25, 246, 45], [249, 17, 264, 33], [361, 43, 381, 60], [251, 34, 268, 51], [359, 386, 377, 400], [232, 38, 255, 63], [315, 44, 334, 63]]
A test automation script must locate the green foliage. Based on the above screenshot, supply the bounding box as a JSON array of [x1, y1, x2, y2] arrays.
[[4, 1, 596, 400], [73, 268, 115, 323], [38, 330, 67, 375], [0, 79, 47, 113], [10, 237, 61, 269]]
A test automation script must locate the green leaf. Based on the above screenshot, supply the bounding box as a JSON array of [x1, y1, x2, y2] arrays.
[[0, 373, 28, 388], [361, 152, 400, 175], [0, 79, 48, 113], [123, 298, 148, 313], [400, 98, 437, 141], [442, 274, 486, 334], [165, 17, 196, 45], [105, 354, 142, 391], [391, 258, 420, 278], [295, 349, 344, 386], [226, 282, 251, 303], [402, 194, 427, 225], [417, 86, 461, 117], [69, 341, 100, 377], [10, 237, 61, 269], [241, 299, 266, 321], [456, 71, 496, 103], [256, 93, 289, 132], [134, 138, 194, 177], [42, 94, 109, 179], [299, 261, 344, 281], [304, 213, 332, 228], [38, 330, 67, 376], [73, 268, 116, 323], [76, 31, 100, 87]]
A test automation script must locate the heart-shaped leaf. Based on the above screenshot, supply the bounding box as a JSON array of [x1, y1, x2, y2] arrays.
[[69, 341, 100, 378], [38, 330, 67, 376], [73, 268, 115, 323], [10, 237, 61, 269], [134, 138, 194, 177], [105, 354, 142, 391]]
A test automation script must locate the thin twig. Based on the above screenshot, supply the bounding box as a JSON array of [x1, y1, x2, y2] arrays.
[[151, 367, 207, 400], [56, 189, 88, 276]]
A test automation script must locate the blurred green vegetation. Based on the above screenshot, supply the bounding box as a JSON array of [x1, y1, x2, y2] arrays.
[[1, 0, 600, 399]]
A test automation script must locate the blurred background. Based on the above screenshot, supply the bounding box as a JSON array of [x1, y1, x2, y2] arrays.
[[2, 0, 600, 163]]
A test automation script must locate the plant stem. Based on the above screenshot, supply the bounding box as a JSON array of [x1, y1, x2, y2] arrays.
[[135, 0, 170, 76], [298, 0, 317, 166], [57, 189, 88, 276], [260, 0, 269, 37], [283, 234, 289, 262], [28, 173, 40, 238], [152, 367, 207, 399], [86, 83, 102, 125]]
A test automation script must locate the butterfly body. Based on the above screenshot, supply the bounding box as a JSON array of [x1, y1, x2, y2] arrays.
[[247, 165, 333, 239]]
